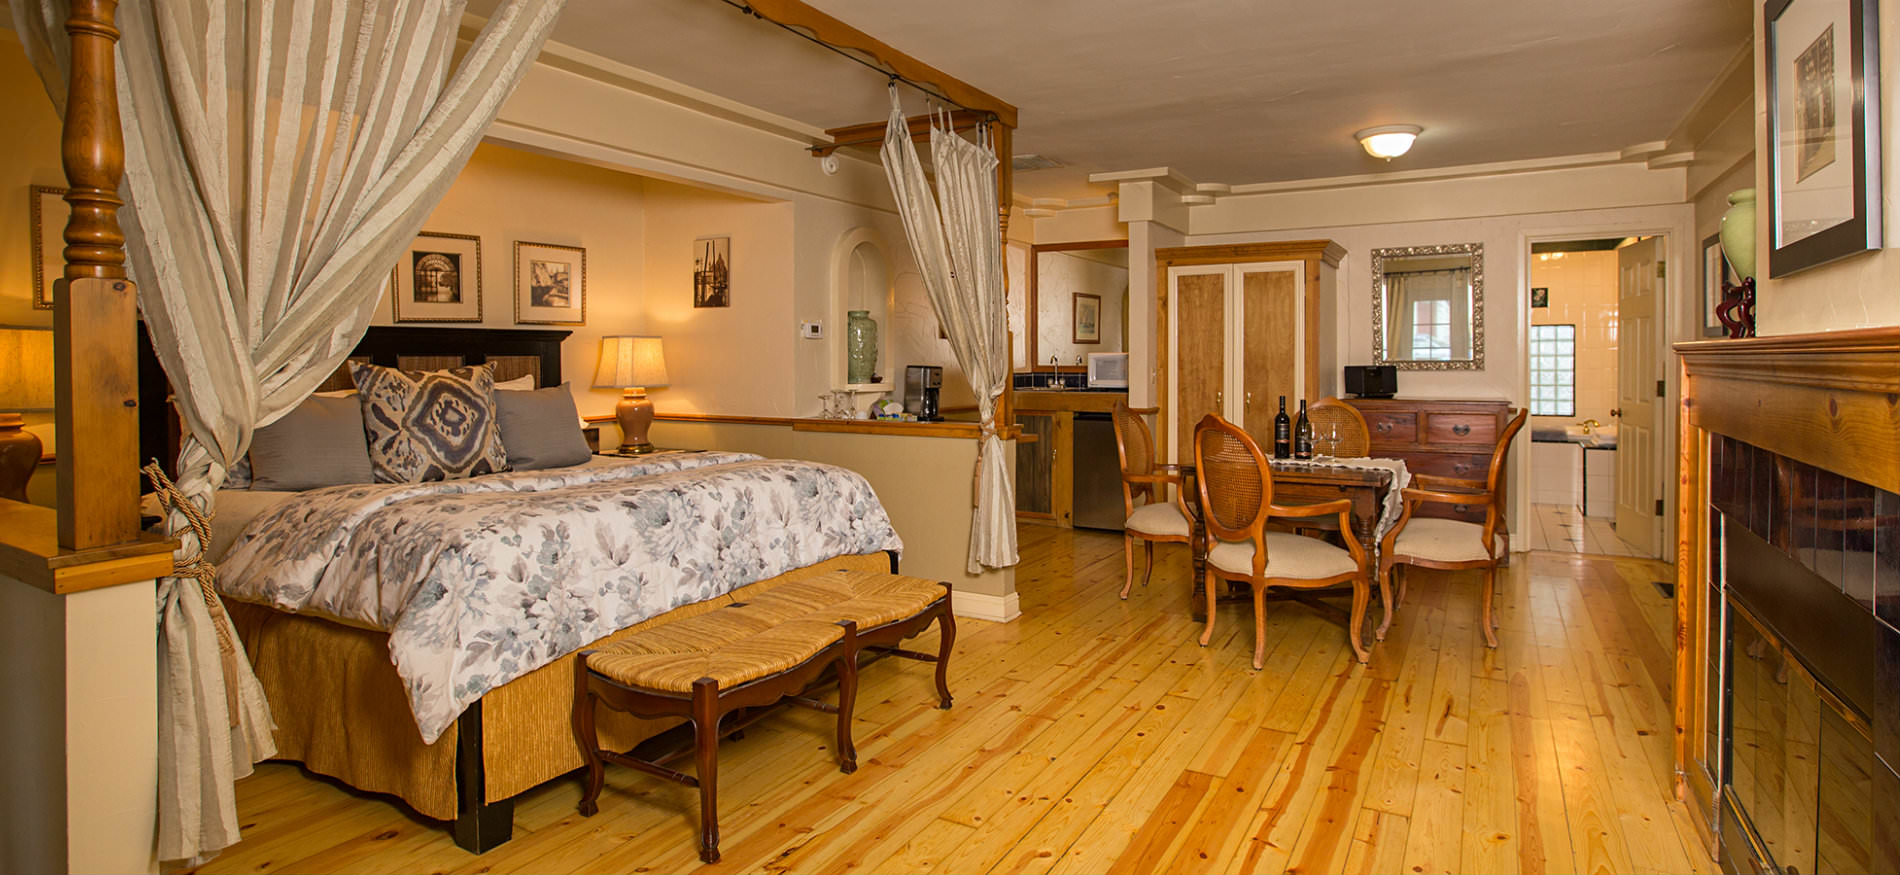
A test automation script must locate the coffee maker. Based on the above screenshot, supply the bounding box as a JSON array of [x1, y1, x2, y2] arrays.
[[904, 365, 943, 421]]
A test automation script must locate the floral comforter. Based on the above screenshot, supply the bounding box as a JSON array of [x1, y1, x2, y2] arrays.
[[217, 452, 903, 742]]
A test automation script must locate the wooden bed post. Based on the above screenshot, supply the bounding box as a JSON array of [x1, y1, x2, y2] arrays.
[[994, 123, 1014, 428], [55, 0, 142, 550]]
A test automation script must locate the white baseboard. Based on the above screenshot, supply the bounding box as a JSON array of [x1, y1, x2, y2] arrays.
[[951, 588, 1020, 623]]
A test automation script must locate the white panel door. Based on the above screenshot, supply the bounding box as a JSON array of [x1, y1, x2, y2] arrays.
[[1614, 237, 1663, 557]]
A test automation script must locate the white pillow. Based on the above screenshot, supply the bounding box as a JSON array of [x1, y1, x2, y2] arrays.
[[496, 374, 536, 392]]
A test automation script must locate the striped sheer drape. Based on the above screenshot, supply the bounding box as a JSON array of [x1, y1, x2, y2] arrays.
[[12, 0, 564, 863], [881, 89, 1018, 573]]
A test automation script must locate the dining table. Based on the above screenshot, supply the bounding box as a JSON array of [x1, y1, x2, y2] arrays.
[[1174, 457, 1400, 624]]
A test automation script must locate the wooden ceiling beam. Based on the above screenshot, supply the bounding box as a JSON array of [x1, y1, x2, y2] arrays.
[[813, 110, 992, 157], [737, 0, 1018, 129]]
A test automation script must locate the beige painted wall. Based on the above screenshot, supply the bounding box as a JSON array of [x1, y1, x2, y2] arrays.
[[374, 143, 649, 419], [637, 179, 796, 416], [1, 33, 65, 498], [647, 420, 1018, 613], [1030, 250, 1128, 367], [1750, 0, 1900, 333], [0, 30, 63, 329]]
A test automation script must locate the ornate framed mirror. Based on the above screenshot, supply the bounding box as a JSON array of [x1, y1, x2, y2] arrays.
[[1371, 242, 1485, 370]]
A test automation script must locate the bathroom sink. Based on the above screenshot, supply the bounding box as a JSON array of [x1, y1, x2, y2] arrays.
[[1564, 423, 1618, 447]]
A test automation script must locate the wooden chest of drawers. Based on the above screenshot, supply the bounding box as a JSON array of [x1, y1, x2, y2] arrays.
[[1345, 397, 1514, 547]]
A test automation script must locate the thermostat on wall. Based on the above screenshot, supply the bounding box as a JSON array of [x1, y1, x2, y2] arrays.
[[800, 321, 824, 339]]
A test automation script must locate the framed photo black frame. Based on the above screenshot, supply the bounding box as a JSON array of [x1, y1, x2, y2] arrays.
[[1763, 0, 1882, 276]]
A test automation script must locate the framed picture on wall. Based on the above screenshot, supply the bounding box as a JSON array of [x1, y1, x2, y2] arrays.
[[1530, 287, 1549, 309], [29, 184, 66, 311], [1700, 233, 1738, 337], [390, 231, 482, 323], [515, 241, 586, 325], [1073, 293, 1101, 344], [693, 236, 730, 308], [1763, 0, 1882, 276]]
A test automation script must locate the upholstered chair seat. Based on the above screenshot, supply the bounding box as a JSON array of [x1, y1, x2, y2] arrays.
[[1192, 414, 1373, 668], [1126, 502, 1191, 538], [1379, 409, 1528, 649], [1390, 518, 1506, 564], [1112, 403, 1197, 600], [1206, 532, 1358, 580]]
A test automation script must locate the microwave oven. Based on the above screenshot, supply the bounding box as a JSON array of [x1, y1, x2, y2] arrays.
[[1086, 352, 1129, 388]]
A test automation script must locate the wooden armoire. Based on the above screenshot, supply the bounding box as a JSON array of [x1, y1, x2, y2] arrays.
[[1154, 240, 1344, 462]]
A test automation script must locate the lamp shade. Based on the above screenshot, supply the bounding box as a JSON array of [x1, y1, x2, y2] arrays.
[[0, 326, 56, 411], [1356, 124, 1421, 160], [593, 335, 669, 389]]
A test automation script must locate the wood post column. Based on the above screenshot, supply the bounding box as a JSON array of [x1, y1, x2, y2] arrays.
[[54, 0, 141, 550]]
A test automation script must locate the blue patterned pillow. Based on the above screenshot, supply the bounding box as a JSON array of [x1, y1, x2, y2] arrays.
[[349, 361, 509, 482]]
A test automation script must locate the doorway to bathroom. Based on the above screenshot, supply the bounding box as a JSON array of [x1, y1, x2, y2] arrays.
[[1523, 235, 1664, 557]]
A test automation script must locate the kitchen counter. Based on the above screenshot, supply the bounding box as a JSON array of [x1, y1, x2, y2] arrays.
[[1013, 389, 1128, 414]]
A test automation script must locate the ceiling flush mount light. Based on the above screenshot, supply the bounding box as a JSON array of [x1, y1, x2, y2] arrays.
[[1356, 124, 1422, 160]]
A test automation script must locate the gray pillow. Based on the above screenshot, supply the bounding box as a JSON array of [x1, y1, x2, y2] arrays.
[[248, 394, 376, 491], [495, 383, 591, 470]]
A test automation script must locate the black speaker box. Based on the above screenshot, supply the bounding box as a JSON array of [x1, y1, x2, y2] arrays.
[[1344, 365, 1398, 398]]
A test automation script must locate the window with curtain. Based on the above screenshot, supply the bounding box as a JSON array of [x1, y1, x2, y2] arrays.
[[1411, 299, 1452, 360], [1529, 324, 1576, 416]]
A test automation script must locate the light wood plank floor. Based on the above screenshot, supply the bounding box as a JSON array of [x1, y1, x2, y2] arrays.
[[1525, 502, 1651, 558], [191, 529, 1714, 874]]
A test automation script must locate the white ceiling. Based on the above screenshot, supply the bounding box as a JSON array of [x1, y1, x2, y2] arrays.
[[482, 0, 1752, 201]]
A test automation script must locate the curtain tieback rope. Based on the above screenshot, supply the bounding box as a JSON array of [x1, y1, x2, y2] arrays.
[[971, 422, 1003, 508], [142, 460, 242, 728]]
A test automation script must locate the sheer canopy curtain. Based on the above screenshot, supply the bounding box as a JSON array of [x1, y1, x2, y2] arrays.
[[13, 0, 564, 863], [880, 92, 1018, 573]]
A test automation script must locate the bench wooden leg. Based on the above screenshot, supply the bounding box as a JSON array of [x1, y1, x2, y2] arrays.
[[691, 677, 721, 864], [573, 652, 604, 818], [934, 600, 956, 710], [835, 622, 859, 773]]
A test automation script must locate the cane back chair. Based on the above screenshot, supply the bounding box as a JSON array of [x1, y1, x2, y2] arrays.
[[1377, 408, 1528, 648], [1192, 414, 1372, 667], [1111, 403, 1195, 599]]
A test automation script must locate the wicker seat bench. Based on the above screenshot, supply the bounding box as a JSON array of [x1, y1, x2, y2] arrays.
[[573, 570, 955, 863]]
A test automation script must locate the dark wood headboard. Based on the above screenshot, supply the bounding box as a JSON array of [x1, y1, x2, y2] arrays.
[[137, 324, 572, 476]]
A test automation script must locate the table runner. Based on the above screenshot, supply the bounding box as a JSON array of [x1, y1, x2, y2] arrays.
[[1270, 456, 1412, 543]]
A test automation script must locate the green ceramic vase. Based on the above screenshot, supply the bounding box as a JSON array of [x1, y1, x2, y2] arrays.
[[1719, 188, 1757, 281], [846, 309, 878, 384]]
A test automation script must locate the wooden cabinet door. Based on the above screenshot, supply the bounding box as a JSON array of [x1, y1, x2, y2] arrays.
[[1238, 261, 1302, 441], [1015, 412, 1055, 516], [1169, 266, 1228, 463]]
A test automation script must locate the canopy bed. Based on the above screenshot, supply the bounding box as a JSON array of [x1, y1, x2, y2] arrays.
[[16, 0, 1021, 863]]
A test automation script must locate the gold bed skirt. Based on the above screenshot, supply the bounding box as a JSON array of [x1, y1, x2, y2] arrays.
[[228, 552, 892, 821]]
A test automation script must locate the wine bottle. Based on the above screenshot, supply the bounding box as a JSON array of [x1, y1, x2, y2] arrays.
[[1294, 399, 1313, 460], [1272, 396, 1292, 459]]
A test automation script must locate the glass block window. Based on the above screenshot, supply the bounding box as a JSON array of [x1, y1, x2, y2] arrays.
[[1411, 299, 1452, 361], [1529, 324, 1576, 416]]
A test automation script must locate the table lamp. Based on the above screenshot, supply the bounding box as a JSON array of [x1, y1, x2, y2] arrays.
[[593, 335, 669, 455], [0, 326, 55, 501]]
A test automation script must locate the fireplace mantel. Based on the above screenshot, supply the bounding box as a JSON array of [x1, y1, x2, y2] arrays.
[[1673, 326, 1900, 871], [1677, 327, 1899, 494]]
